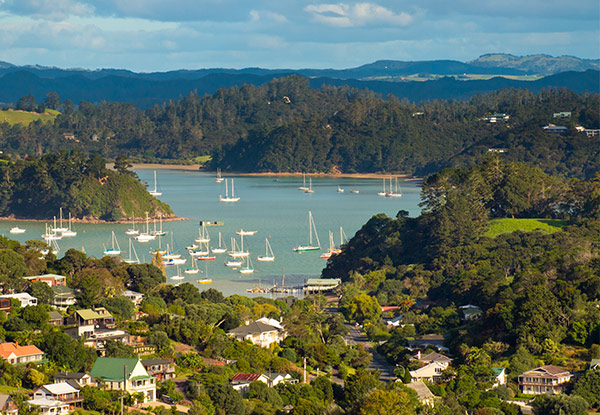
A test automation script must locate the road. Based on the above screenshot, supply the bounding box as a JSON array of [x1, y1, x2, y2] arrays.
[[345, 323, 396, 382]]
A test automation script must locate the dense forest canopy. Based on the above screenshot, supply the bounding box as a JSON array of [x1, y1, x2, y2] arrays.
[[0, 152, 172, 220], [0, 77, 598, 178]]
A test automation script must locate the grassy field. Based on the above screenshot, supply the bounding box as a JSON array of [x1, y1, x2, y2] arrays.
[[484, 218, 569, 237], [0, 109, 59, 125]]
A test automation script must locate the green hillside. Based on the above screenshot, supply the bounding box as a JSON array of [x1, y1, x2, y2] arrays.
[[0, 108, 59, 125], [484, 218, 569, 237]]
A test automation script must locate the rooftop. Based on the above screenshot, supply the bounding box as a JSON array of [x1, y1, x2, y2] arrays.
[[231, 373, 264, 382], [39, 382, 79, 395], [228, 321, 280, 336], [0, 342, 44, 358], [90, 357, 141, 381]]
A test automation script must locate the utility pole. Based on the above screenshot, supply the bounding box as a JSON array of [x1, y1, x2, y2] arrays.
[[121, 364, 127, 415], [303, 357, 307, 384]]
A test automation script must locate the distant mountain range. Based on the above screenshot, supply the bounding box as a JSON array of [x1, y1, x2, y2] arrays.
[[0, 54, 597, 108]]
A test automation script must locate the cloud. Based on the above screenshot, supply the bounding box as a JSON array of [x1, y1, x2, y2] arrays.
[[2, 0, 94, 21], [305, 2, 412, 27]]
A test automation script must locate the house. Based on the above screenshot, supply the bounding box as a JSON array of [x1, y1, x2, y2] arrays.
[[487, 148, 507, 153], [518, 365, 572, 395], [228, 321, 287, 348], [230, 373, 270, 394], [0, 342, 44, 365], [52, 286, 76, 309], [412, 351, 452, 369], [492, 367, 507, 387], [141, 359, 176, 381], [0, 297, 10, 312], [386, 314, 403, 327], [122, 290, 144, 306], [34, 383, 83, 410], [459, 304, 482, 321], [262, 373, 297, 387], [553, 112, 571, 118], [543, 124, 568, 134], [66, 307, 115, 328], [54, 372, 94, 388], [27, 397, 70, 415], [405, 380, 435, 406], [303, 278, 341, 293], [484, 113, 510, 123], [256, 317, 284, 330], [0, 293, 38, 307], [407, 334, 447, 351], [48, 311, 64, 326], [24, 274, 67, 287], [590, 359, 600, 370], [409, 361, 448, 383], [0, 394, 18, 414], [90, 357, 156, 402], [584, 129, 600, 137]]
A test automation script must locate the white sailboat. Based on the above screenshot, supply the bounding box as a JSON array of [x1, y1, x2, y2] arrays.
[[184, 255, 200, 274], [337, 185, 344, 193], [125, 214, 139, 236], [236, 229, 257, 236], [10, 226, 26, 234], [42, 223, 62, 240], [386, 177, 403, 198], [151, 214, 167, 237], [320, 231, 337, 259], [239, 255, 255, 274], [103, 231, 121, 256], [304, 177, 314, 193], [228, 237, 249, 258], [219, 179, 240, 202], [51, 208, 69, 233], [298, 172, 309, 191], [215, 168, 224, 183], [211, 232, 228, 254], [225, 259, 243, 267], [149, 170, 162, 196], [135, 212, 156, 242], [293, 211, 321, 252], [257, 238, 275, 262], [61, 213, 77, 237], [124, 238, 140, 264], [195, 224, 210, 243], [171, 264, 185, 281], [377, 177, 387, 196]]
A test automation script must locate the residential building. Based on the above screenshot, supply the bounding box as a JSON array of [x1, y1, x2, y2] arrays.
[[0, 297, 10, 312], [407, 334, 447, 351], [553, 112, 571, 118], [90, 357, 156, 402], [26, 398, 70, 415], [492, 367, 507, 387], [262, 373, 297, 387], [34, 383, 83, 410], [66, 307, 115, 328], [303, 278, 341, 293], [122, 290, 144, 306], [543, 124, 568, 134], [405, 381, 435, 406], [23, 274, 67, 287], [386, 314, 403, 327], [228, 321, 287, 348], [412, 351, 452, 369], [54, 372, 94, 388], [0, 293, 38, 307], [64, 307, 128, 352], [48, 311, 64, 326], [584, 129, 600, 137], [0, 342, 44, 365], [0, 394, 18, 414], [518, 365, 572, 395], [52, 286, 76, 309], [484, 113, 510, 122], [487, 148, 507, 153], [409, 361, 448, 383], [459, 304, 482, 321], [256, 317, 284, 330], [230, 373, 269, 394], [141, 359, 176, 381]]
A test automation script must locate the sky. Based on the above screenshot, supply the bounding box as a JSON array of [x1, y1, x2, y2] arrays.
[[0, 0, 598, 72]]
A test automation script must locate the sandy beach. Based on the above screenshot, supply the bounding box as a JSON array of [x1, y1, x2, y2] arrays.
[[0, 215, 189, 224]]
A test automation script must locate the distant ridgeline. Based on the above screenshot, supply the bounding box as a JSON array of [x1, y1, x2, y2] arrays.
[[324, 158, 600, 347], [0, 152, 173, 221], [0, 76, 598, 178]]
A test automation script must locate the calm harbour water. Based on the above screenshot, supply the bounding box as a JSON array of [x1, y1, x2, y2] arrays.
[[2, 170, 422, 296]]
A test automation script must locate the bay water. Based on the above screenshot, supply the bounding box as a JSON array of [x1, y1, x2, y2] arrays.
[[2, 169, 422, 296]]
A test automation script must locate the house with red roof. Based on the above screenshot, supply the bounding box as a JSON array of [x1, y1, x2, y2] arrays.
[[0, 342, 44, 365]]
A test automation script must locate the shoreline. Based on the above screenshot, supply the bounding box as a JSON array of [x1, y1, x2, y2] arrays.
[[126, 163, 423, 181], [0, 216, 190, 224]]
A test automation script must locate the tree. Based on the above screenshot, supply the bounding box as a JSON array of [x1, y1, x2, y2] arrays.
[[102, 296, 134, 320], [0, 249, 28, 291], [344, 369, 382, 411], [76, 274, 103, 308], [44, 92, 61, 110], [20, 305, 49, 329], [206, 383, 244, 415], [347, 293, 382, 324], [16, 94, 36, 112], [359, 389, 418, 415], [27, 282, 54, 305], [531, 394, 589, 415], [573, 370, 600, 409], [114, 155, 134, 177], [127, 263, 166, 293]]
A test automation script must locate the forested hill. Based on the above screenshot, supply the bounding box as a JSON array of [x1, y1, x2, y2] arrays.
[[1, 76, 598, 178], [323, 158, 600, 356], [0, 152, 172, 221]]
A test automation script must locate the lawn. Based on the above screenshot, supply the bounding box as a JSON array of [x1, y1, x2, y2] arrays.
[[0, 109, 59, 125], [484, 218, 569, 238]]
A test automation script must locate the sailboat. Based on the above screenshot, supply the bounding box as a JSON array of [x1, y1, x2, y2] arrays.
[[304, 177, 314, 193], [320, 231, 337, 259], [386, 177, 403, 198], [229, 237, 249, 258], [298, 172, 309, 191], [171, 264, 185, 281], [135, 212, 156, 242], [103, 231, 122, 256], [236, 229, 257, 236], [149, 171, 162, 196], [124, 238, 140, 264], [151, 214, 167, 237], [61, 213, 77, 237], [211, 232, 227, 254], [377, 177, 387, 196], [162, 234, 182, 260], [239, 255, 255, 274], [150, 235, 167, 256], [10, 226, 26, 234], [293, 211, 321, 252], [219, 179, 240, 202], [197, 263, 212, 284], [51, 208, 69, 233], [195, 225, 210, 243], [337, 185, 344, 193], [125, 214, 139, 236], [215, 168, 224, 183], [257, 238, 275, 262], [42, 223, 62, 240], [225, 258, 243, 267], [184, 255, 200, 274]]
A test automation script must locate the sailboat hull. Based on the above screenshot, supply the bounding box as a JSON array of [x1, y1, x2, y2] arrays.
[[293, 246, 320, 252]]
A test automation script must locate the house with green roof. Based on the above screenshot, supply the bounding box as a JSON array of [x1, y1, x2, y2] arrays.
[[90, 357, 156, 402], [67, 307, 114, 328]]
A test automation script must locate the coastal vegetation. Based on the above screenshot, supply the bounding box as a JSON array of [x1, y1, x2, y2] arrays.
[[0, 151, 172, 221], [0, 79, 597, 178]]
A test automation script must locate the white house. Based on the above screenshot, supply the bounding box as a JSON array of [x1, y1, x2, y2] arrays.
[[228, 321, 286, 348], [90, 357, 156, 402], [122, 290, 144, 306], [33, 383, 83, 411], [409, 361, 448, 383], [27, 397, 70, 415], [492, 367, 507, 387], [230, 373, 270, 394], [0, 293, 38, 307], [405, 380, 436, 406], [459, 305, 482, 321]]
